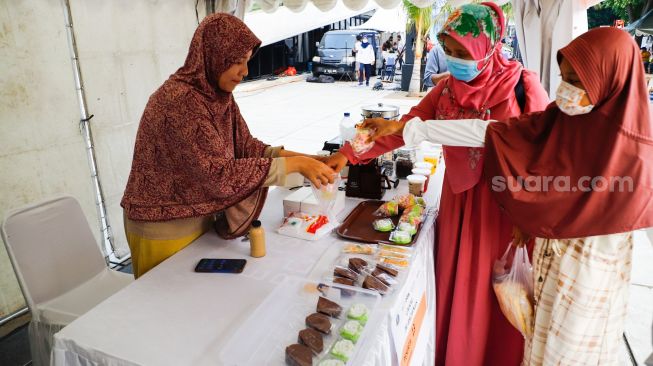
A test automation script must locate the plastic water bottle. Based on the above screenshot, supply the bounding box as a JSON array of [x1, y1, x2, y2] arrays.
[[339, 112, 357, 142]]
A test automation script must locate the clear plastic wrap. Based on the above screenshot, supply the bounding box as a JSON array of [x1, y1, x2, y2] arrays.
[[372, 201, 399, 217], [311, 175, 342, 220], [372, 218, 395, 232], [389, 230, 412, 245], [342, 243, 377, 255], [327, 249, 408, 297], [492, 242, 535, 339], [349, 128, 375, 157]]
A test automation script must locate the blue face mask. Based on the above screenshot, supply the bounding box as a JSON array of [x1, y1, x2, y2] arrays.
[[445, 54, 482, 82]]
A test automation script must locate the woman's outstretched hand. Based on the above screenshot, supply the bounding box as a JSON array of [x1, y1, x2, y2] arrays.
[[359, 118, 406, 142], [286, 156, 335, 188]]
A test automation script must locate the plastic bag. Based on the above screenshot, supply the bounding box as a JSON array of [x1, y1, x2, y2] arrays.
[[372, 218, 395, 232], [349, 128, 375, 157], [492, 241, 534, 339], [373, 201, 399, 217], [310, 175, 341, 219], [398, 205, 424, 227], [393, 194, 425, 210]]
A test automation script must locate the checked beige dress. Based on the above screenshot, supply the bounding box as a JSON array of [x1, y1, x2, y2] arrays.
[[523, 232, 633, 366]]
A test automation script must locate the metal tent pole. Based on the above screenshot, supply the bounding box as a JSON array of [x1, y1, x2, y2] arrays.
[[61, 0, 116, 262]]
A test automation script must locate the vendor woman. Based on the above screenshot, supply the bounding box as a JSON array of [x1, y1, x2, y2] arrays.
[[121, 14, 335, 278]]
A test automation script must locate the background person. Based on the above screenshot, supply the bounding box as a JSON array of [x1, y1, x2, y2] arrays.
[[423, 41, 449, 89], [357, 36, 375, 87]]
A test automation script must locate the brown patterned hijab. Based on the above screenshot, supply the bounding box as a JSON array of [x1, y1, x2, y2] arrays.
[[122, 14, 270, 238]]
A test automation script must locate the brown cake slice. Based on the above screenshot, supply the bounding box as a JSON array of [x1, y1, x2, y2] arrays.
[[285, 344, 313, 366], [333, 277, 355, 287], [317, 296, 342, 318], [334, 266, 358, 281], [375, 263, 398, 277], [363, 275, 389, 295], [298, 328, 323, 353], [348, 257, 368, 273], [305, 312, 332, 334]]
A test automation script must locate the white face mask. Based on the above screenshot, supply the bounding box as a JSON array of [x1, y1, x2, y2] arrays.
[[555, 81, 594, 116]]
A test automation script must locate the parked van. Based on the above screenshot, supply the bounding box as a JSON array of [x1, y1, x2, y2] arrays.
[[312, 29, 382, 78]]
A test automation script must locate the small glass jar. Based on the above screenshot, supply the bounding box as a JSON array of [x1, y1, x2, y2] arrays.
[[395, 147, 416, 179]]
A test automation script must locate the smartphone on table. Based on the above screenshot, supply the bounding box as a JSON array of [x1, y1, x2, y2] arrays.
[[194, 258, 247, 273]]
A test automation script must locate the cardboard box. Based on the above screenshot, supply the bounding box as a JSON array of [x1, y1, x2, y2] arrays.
[[282, 187, 345, 217]]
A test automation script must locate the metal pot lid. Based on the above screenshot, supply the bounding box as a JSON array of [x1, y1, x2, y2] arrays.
[[361, 103, 399, 113]]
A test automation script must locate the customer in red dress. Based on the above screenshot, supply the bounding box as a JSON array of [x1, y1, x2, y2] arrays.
[[326, 3, 549, 364]]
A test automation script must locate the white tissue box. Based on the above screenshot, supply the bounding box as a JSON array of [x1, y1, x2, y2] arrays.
[[282, 187, 345, 217]]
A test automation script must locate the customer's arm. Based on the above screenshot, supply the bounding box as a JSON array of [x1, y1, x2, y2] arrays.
[[359, 117, 489, 148], [402, 117, 489, 147]]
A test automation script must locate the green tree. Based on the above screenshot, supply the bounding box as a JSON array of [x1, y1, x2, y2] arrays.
[[403, 0, 433, 96], [598, 0, 653, 23]]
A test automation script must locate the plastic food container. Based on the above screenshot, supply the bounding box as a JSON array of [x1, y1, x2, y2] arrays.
[[413, 162, 433, 175], [407, 174, 427, 197], [220, 277, 381, 365], [422, 150, 439, 174]]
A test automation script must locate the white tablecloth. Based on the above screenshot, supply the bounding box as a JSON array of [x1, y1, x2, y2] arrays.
[[52, 168, 443, 366]]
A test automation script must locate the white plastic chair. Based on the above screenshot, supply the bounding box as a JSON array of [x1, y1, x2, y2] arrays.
[[1, 195, 133, 366]]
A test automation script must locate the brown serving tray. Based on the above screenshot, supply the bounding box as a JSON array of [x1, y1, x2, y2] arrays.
[[336, 200, 421, 245]]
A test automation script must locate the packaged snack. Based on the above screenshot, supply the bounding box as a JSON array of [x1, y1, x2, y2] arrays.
[[378, 244, 413, 255], [393, 193, 423, 210], [373, 272, 398, 287], [397, 221, 417, 235], [330, 339, 355, 362], [349, 128, 375, 156], [334, 266, 358, 281], [346, 303, 369, 324], [343, 243, 376, 255], [306, 313, 332, 334], [389, 230, 412, 245], [373, 218, 395, 232], [317, 296, 342, 318], [286, 344, 312, 366], [374, 263, 399, 277], [379, 250, 410, 259], [339, 320, 364, 343], [362, 275, 389, 295], [373, 200, 399, 217], [348, 257, 369, 274], [380, 257, 410, 268], [298, 328, 324, 353], [399, 205, 425, 227]]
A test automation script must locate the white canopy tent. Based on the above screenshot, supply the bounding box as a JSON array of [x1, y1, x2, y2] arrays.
[[351, 7, 408, 32], [245, 2, 378, 46]]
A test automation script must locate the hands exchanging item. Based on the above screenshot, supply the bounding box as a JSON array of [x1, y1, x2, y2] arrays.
[[286, 156, 336, 189], [358, 118, 407, 143], [283, 117, 407, 187]]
